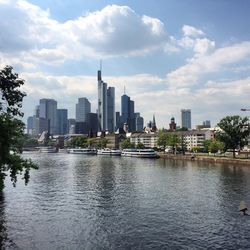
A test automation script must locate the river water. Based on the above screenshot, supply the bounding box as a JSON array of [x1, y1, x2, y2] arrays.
[[1, 153, 250, 249]]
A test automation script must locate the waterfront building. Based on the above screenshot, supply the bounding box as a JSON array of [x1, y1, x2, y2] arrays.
[[181, 109, 191, 129], [57, 109, 68, 135], [107, 87, 115, 132], [130, 132, 158, 148], [183, 129, 215, 151], [27, 116, 33, 134], [129, 129, 215, 151], [39, 98, 57, 135], [76, 97, 91, 122]]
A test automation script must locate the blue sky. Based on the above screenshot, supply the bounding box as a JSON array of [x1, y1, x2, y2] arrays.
[[1, 0, 250, 128]]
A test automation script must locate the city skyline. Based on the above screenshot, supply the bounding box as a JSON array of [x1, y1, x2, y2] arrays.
[[1, 1, 250, 127]]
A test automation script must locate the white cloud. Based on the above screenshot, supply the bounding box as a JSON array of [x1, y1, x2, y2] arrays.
[[193, 38, 215, 55], [167, 41, 250, 87], [0, 1, 172, 68], [182, 25, 205, 37]]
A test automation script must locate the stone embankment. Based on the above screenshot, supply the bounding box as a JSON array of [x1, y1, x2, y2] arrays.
[[158, 153, 250, 166]]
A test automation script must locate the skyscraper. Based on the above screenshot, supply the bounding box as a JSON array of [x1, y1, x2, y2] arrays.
[[39, 99, 57, 135], [181, 109, 191, 129], [97, 67, 115, 132], [97, 69, 107, 131], [121, 94, 136, 131], [107, 87, 115, 132], [135, 113, 144, 132], [26, 116, 33, 134], [57, 109, 68, 135], [76, 97, 91, 122]]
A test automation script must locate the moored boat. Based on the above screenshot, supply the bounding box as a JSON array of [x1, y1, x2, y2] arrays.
[[67, 148, 97, 155], [97, 148, 122, 156], [39, 146, 58, 153], [121, 148, 159, 158]]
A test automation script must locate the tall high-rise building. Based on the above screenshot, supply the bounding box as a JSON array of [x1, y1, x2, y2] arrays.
[[39, 99, 57, 135], [107, 87, 115, 132], [76, 97, 91, 122], [27, 116, 33, 134], [57, 109, 68, 135], [203, 120, 211, 128], [97, 69, 107, 131], [121, 94, 136, 131], [97, 67, 115, 132], [135, 113, 144, 132], [181, 109, 191, 129], [86, 113, 98, 135], [67, 118, 76, 134]]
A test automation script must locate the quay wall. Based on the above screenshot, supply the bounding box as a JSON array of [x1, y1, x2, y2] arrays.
[[158, 153, 250, 166]]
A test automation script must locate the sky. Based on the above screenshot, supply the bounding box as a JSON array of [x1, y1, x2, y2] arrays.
[[1, 0, 250, 128]]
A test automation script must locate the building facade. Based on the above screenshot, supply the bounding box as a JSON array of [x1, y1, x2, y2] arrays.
[[107, 87, 115, 132], [27, 116, 33, 134], [39, 98, 57, 135], [181, 109, 191, 129], [97, 69, 107, 131], [57, 109, 68, 135], [120, 94, 136, 132], [76, 97, 91, 123]]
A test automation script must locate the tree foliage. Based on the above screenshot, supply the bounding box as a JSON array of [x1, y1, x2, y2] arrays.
[[136, 142, 145, 149], [0, 66, 38, 190], [97, 138, 109, 148], [216, 115, 250, 158], [157, 130, 169, 152], [121, 139, 135, 149], [67, 136, 88, 148]]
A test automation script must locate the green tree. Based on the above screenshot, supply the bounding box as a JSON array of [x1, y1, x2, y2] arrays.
[[97, 138, 109, 148], [68, 136, 87, 148], [136, 142, 145, 149], [167, 134, 180, 154], [0, 66, 37, 190], [203, 140, 211, 153], [157, 130, 169, 152], [22, 135, 39, 148], [209, 140, 225, 156], [192, 146, 201, 153], [121, 139, 135, 149], [217, 115, 250, 158]]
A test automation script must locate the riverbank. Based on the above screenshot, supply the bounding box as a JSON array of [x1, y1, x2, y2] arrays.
[[158, 152, 250, 166]]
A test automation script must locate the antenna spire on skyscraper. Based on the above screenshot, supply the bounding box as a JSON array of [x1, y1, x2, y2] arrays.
[[124, 85, 126, 95], [100, 59, 102, 72]]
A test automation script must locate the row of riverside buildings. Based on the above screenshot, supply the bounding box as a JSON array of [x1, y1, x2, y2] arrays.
[[26, 68, 215, 151]]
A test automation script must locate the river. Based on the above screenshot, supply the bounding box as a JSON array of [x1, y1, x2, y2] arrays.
[[1, 152, 250, 249]]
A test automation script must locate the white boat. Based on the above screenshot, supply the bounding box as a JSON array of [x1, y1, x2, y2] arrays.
[[67, 148, 97, 155], [39, 146, 58, 153], [97, 148, 122, 156], [121, 149, 159, 158]]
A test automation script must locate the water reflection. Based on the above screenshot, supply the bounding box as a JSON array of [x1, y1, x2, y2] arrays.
[[2, 153, 250, 249], [0, 193, 15, 249]]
